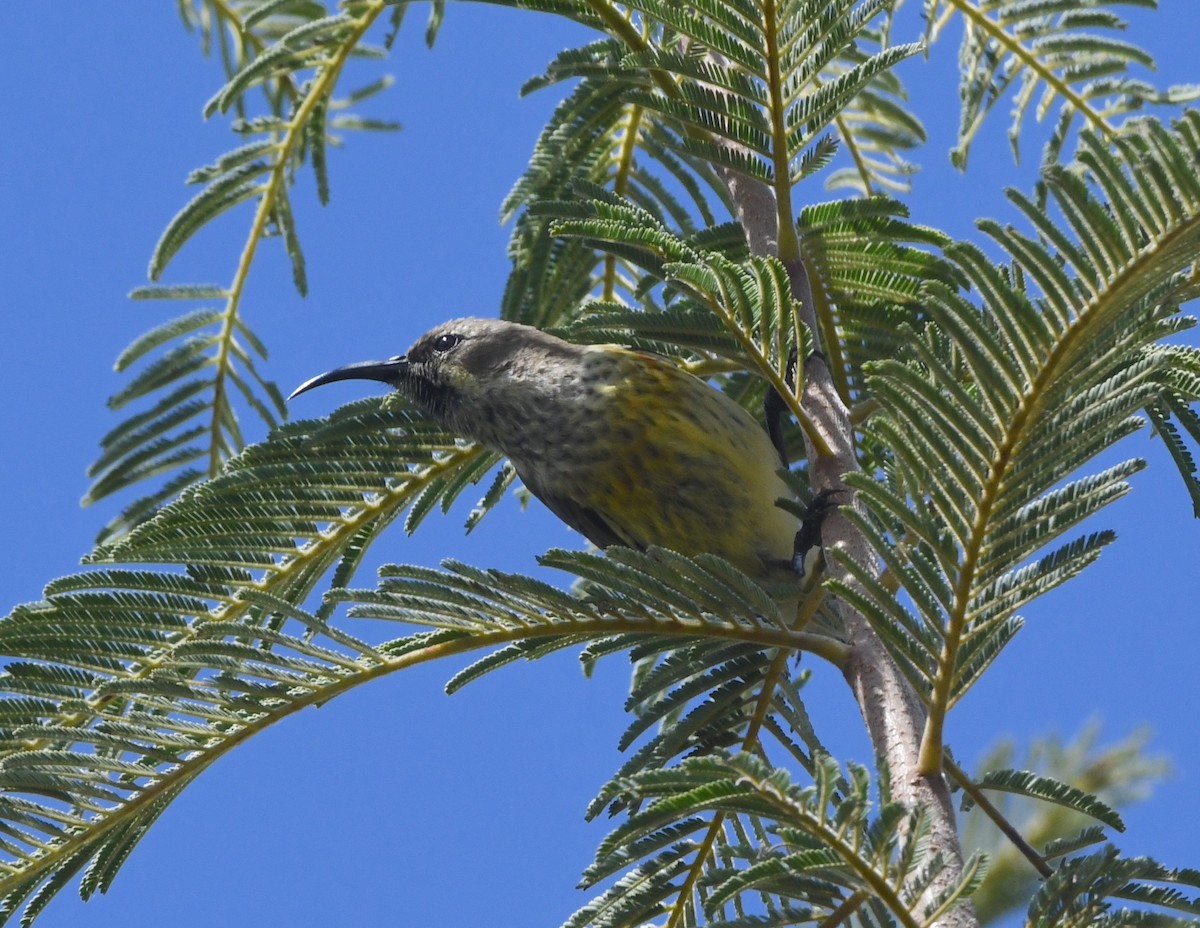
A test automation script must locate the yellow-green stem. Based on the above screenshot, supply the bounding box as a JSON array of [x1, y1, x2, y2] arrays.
[[4, 613, 849, 896], [16, 420, 474, 758], [603, 104, 646, 300], [945, 0, 1113, 140], [917, 196, 1198, 774], [207, 3, 385, 477]]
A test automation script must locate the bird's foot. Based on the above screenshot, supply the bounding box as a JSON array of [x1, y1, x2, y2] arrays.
[[791, 488, 844, 577]]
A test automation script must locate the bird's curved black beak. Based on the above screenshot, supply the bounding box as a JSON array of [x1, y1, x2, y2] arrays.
[[288, 356, 408, 400]]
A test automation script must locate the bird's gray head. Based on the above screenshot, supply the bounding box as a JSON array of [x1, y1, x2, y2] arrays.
[[289, 317, 583, 442]]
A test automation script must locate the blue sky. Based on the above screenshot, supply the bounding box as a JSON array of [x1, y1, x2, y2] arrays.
[[2, 3, 1198, 926]]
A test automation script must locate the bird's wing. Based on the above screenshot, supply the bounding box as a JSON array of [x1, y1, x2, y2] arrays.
[[515, 466, 632, 551]]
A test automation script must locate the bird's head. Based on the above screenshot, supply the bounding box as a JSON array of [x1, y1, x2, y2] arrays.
[[289, 317, 582, 441]]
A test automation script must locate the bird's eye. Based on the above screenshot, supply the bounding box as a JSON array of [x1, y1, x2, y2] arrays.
[[432, 333, 461, 353]]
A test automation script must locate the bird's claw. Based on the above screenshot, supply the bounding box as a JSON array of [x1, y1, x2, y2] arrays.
[[791, 488, 844, 577]]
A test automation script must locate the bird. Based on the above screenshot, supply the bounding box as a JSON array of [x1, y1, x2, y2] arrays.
[[290, 317, 808, 580]]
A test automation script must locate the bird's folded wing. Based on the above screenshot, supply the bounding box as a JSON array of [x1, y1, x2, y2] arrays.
[[517, 467, 633, 551]]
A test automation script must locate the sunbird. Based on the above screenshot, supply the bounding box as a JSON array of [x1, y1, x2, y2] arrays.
[[291, 317, 827, 579]]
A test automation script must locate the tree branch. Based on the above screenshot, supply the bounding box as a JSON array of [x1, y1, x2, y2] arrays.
[[715, 160, 979, 927]]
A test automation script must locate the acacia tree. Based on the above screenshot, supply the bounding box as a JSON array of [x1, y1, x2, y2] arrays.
[[3, 1, 1200, 926]]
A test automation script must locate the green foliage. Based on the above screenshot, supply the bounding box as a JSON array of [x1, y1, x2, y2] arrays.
[[83, 288, 286, 545], [88, 0, 399, 546], [573, 752, 982, 927], [923, 0, 1200, 167], [5, 0, 1200, 925], [1027, 848, 1200, 926], [0, 532, 833, 924], [543, 186, 816, 403], [615, 0, 921, 186], [498, 0, 927, 327], [960, 726, 1171, 923], [824, 25, 927, 194], [830, 114, 1200, 775]]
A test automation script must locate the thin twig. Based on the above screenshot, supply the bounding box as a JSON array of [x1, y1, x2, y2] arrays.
[[945, 756, 1053, 879]]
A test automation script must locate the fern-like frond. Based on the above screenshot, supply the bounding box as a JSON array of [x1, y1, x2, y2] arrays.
[[0, 467, 840, 923], [924, 0, 1200, 166], [90, 399, 494, 577], [973, 768, 1123, 831], [85, 289, 285, 545], [1026, 845, 1200, 926], [960, 725, 1170, 924], [573, 752, 977, 928], [795, 196, 957, 399], [825, 25, 926, 195], [1149, 393, 1200, 516], [499, 0, 921, 361], [0, 585, 398, 925], [828, 114, 1200, 774], [340, 547, 836, 659], [532, 193, 955, 423], [91, 1, 399, 544], [176, 0, 313, 118], [502, 42, 737, 328], [621, 0, 920, 187]]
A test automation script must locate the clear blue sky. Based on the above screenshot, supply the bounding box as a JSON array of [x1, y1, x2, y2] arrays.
[[1, 4, 1197, 926]]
